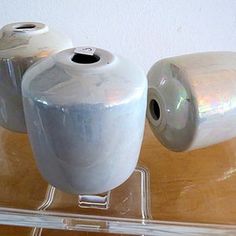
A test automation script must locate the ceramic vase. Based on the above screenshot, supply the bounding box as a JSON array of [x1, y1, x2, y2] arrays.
[[22, 47, 147, 194], [147, 52, 236, 152], [0, 22, 73, 132]]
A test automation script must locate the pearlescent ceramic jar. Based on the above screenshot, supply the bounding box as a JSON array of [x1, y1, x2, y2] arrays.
[[0, 22, 73, 132], [147, 52, 236, 152], [22, 47, 147, 194]]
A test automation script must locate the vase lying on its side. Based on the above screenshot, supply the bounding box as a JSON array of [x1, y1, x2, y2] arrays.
[[147, 52, 236, 152]]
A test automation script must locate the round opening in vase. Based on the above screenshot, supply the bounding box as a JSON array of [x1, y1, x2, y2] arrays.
[[71, 53, 100, 64], [149, 99, 160, 121], [15, 24, 36, 30]]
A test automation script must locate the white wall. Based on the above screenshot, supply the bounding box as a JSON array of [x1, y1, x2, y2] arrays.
[[0, 0, 235, 72]]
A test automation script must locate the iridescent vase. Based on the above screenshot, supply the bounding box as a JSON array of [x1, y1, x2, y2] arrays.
[[0, 22, 73, 132], [22, 47, 147, 194], [147, 52, 236, 151]]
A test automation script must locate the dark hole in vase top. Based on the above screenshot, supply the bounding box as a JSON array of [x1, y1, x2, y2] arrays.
[[15, 24, 36, 30], [71, 53, 100, 64], [150, 99, 160, 121]]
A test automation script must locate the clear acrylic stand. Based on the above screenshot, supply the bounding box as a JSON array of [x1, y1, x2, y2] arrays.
[[31, 166, 151, 235]]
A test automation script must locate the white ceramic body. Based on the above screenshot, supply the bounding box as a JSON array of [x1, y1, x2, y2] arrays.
[[22, 47, 147, 194], [147, 52, 236, 152], [0, 22, 73, 132]]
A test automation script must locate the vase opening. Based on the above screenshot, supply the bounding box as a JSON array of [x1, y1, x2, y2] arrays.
[[149, 99, 160, 121], [15, 24, 36, 30], [71, 53, 100, 64]]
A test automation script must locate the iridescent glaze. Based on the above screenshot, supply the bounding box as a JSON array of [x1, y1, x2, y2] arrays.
[[0, 22, 73, 132], [22, 47, 147, 194], [147, 52, 236, 151]]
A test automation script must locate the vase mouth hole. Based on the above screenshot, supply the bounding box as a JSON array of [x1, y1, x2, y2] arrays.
[[149, 99, 161, 121], [15, 24, 36, 30], [71, 53, 100, 64]]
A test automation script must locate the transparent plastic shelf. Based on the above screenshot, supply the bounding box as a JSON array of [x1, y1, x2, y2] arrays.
[[1, 123, 236, 235]]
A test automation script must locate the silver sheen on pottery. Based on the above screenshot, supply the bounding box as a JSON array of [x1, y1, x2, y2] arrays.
[[0, 22, 72, 132], [147, 52, 236, 152], [22, 47, 147, 194]]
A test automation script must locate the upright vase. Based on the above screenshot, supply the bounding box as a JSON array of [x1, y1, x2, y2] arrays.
[[22, 47, 147, 194], [0, 22, 73, 132]]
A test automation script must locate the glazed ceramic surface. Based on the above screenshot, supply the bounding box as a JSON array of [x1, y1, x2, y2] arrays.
[[22, 47, 147, 194], [147, 52, 236, 152], [0, 22, 73, 132]]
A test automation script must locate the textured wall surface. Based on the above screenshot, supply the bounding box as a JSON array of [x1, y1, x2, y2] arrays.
[[0, 0, 235, 72]]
